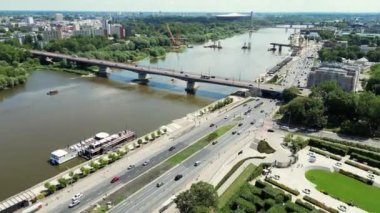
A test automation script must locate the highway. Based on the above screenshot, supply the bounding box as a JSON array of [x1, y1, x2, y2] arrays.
[[29, 50, 285, 94], [43, 97, 272, 213], [110, 99, 277, 213]]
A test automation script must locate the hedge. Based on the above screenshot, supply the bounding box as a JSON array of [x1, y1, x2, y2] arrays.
[[265, 178, 300, 196], [345, 160, 380, 175], [319, 137, 380, 153], [339, 169, 373, 185], [310, 147, 342, 161], [248, 163, 270, 181], [285, 201, 311, 213], [303, 195, 339, 213], [255, 180, 268, 189], [295, 199, 315, 211], [308, 138, 347, 156], [350, 153, 380, 169]]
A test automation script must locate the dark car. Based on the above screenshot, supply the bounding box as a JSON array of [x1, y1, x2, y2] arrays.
[[169, 146, 176, 151], [250, 121, 255, 125], [238, 123, 243, 127], [110, 176, 120, 183], [238, 150, 243, 155], [267, 129, 274, 132], [209, 123, 215, 127], [156, 182, 164, 187], [180, 71, 184, 74], [212, 141, 218, 145], [174, 174, 183, 181], [232, 131, 237, 135]]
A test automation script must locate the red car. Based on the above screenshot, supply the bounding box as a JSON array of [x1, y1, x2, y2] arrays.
[[111, 176, 120, 183]]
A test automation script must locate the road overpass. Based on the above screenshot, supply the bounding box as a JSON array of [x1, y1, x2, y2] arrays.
[[29, 50, 285, 97]]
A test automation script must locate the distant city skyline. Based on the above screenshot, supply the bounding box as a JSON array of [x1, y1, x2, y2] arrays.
[[1, 0, 380, 13]]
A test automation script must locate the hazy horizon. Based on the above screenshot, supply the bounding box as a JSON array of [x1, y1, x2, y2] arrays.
[[1, 0, 379, 13]]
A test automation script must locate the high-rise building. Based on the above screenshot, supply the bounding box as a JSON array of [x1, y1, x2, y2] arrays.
[[55, 13, 64, 22], [110, 24, 125, 39], [102, 19, 111, 35], [26, 17, 34, 25], [42, 30, 63, 41]]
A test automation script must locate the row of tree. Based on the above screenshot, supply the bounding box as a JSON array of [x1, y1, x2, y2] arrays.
[[280, 81, 380, 137]]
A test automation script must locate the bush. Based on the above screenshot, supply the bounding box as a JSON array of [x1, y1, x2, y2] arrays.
[[308, 138, 347, 156], [265, 178, 300, 196], [255, 180, 268, 189], [235, 197, 256, 213], [257, 140, 276, 154], [295, 199, 315, 211], [338, 169, 374, 185], [285, 201, 311, 213], [345, 160, 380, 175], [36, 193, 45, 200], [310, 147, 342, 161], [248, 163, 269, 181], [350, 152, 380, 169], [303, 195, 339, 213]]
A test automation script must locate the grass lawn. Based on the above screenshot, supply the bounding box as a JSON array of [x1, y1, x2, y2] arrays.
[[168, 124, 234, 164], [305, 169, 380, 212], [218, 163, 257, 209]]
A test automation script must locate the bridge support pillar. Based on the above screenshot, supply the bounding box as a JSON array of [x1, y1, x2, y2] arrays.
[[97, 66, 111, 78], [132, 72, 149, 84], [249, 88, 262, 97], [185, 81, 197, 94], [279, 45, 282, 52]]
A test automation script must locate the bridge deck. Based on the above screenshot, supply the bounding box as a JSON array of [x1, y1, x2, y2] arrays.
[[29, 50, 286, 94]]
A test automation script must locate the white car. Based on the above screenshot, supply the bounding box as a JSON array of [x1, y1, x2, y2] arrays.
[[302, 188, 311, 194], [72, 193, 83, 201], [338, 205, 347, 212], [69, 199, 80, 208]]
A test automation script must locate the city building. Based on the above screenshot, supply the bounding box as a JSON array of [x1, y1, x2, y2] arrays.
[[307, 63, 360, 92], [55, 13, 64, 22], [42, 30, 63, 41], [102, 18, 111, 35], [74, 28, 104, 37], [110, 24, 125, 39], [26, 17, 34, 25]]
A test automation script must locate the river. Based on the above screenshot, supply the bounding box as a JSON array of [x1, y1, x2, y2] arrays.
[[0, 28, 292, 200]]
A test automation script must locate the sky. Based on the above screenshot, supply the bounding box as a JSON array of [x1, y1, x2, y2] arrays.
[[1, 0, 380, 13]]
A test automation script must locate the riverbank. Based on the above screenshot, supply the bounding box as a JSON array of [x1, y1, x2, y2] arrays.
[[0, 95, 245, 213]]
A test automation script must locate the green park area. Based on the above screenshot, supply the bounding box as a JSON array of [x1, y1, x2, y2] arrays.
[[306, 169, 380, 212]]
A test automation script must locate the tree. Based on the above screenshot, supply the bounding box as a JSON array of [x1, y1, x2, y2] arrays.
[[174, 181, 218, 213], [282, 86, 300, 103], [58, 177, 68, 188]]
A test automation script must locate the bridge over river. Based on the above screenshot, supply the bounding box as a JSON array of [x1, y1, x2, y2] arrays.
[[29, 50, 286, 97]]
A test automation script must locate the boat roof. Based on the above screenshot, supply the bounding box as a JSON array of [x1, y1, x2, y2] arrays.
[[51, 149, 68, 157]]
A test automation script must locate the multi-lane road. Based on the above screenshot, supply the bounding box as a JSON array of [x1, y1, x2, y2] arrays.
[[42, 97, 275, 213], [110, 99, 276, 213]]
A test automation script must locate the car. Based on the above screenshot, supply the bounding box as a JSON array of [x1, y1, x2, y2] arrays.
[[225, 78, 229, 80], [212, 141, 218, 145], [180, 71, 184, 74], [237, 131, 241, 135], [238, 150, 243, 155], [169, 146, 176, 151], [232, 131, 237, 135], [267, 129, 274, 132], [273, 175, 280, 180], [238, 123, 243, 127], [69, 199, 80, 208], [302, 188, 311, 194], [174, 174, 183, 181], [209, 123, 215, 127], [110, 176, 120, 183], [72, 193, 83, 201], [335, 162, 342, 167], [260, 110, 264, 113], [156, 182, 164, 187], [127, 164, 135, 170], [337, 205, 347, 212], [250, 121, 255, 125], [194, 161, 201, 166], [143, 160, 150, 166], [211, 76, 215, 78], [248, 84, 253, 87]]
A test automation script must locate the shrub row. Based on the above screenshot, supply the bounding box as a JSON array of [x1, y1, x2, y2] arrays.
[[285, 201, 312, 213], [319, 137, 380, 153], [295, 199, 316, 211], [248, 162, 269, 181], [303, 195, 339, 213], [339, 169, 373, 185], [345, 160, 380, 175], [265, 178, 300, 196], [308, 138, 347, 156], [350, 153, 380, 169], [310, 147, 342, 161]]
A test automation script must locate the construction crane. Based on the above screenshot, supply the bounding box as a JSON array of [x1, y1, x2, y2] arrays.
[[166, 23, 179, 47]]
